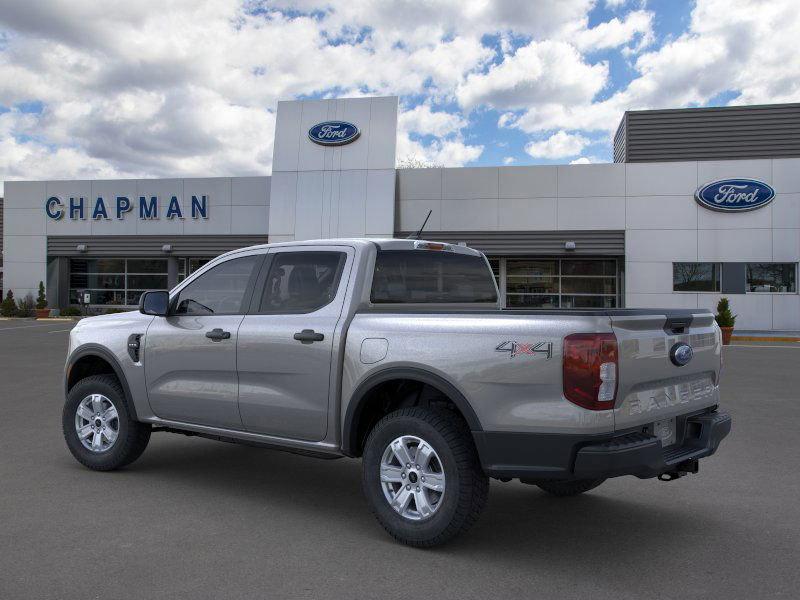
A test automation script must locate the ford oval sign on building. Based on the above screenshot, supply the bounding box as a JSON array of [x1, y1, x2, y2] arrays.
[[308, 121, 360, 146], [695, 178, 775, 212]]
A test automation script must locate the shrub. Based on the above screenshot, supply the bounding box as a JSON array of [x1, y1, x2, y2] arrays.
[[61, 307, 82, 317], [715, 297, 736, 328], [1, 290, 17, 317], [16, 293, 36, 317], [36, 281, 47, 310]]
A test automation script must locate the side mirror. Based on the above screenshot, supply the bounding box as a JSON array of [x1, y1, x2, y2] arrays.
[[139, 290, 170, 316]]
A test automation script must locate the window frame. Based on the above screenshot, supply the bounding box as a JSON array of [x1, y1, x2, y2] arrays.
[[250, 249, 349, 315], [745, 262, 798, 294], [169, 253, 265, 317], [672, 262, 723, 293]]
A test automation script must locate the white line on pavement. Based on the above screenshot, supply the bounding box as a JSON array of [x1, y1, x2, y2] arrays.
[[726, 344, 800, 349], [0, 323, 71, 332]]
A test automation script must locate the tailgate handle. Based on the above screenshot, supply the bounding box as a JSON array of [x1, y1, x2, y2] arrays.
[[664, 316, 692, 334]]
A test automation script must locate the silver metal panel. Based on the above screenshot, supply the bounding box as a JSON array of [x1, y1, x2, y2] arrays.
[[615, 103, 800, 162], [47, 235, 268, 257], [341, 311, 616, 435], [611, 312, 721, 430], [393, 230, 625, 256], [237, 245, 355, 441], [144, 313, 245, 429]]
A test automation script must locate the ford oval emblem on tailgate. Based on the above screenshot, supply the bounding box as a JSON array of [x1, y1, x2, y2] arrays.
[[670, 342, 694, 367]]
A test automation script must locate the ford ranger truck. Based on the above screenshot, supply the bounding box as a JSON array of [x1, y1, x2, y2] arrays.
[[62, 238, 731, 547]]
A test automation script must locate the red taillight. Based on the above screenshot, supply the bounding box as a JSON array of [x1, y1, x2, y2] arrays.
[[562, 333, 618, 411]]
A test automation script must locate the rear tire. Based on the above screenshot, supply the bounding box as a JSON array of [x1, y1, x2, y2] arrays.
[[63, 374, 151, 471], [362, 407, 489, 547], [535, 478, 605, 497]]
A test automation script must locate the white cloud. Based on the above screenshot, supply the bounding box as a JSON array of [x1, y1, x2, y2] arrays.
[[525, 130, 589, 159], [457, 40, 608, 110], [569, 157, 592, 164], [396, 132, 483, 167], [571, 10, 654, 52], [503, 156, 515, 165], [505, 0, 800, 137], [0, 0, 797, 191], [398, 104, 466, 138]]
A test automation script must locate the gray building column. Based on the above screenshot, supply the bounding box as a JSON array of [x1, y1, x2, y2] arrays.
[[167, 256, 179, 289], [46, 257, 70, 309]]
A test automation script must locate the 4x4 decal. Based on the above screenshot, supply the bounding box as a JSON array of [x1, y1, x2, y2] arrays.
[[495, 341, 553, 359]]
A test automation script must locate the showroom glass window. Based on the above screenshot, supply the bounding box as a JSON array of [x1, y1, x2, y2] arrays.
[[673, 263, 721, 292], [746, 263, 797, 293], [503, 258, 617, 309], [70, 259, 169, 306]]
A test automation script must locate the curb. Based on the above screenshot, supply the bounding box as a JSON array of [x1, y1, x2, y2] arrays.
[[35, 317, 79, 322]]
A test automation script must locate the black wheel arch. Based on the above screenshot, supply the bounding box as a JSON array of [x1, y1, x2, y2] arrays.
[[65, 344, 139, 421], [342, 367, 483, 457]]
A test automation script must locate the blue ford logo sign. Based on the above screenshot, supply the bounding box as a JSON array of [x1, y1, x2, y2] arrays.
[[670, 342, 694, 367], [308, 121, 360, 146], [695, 178, 775, 212]]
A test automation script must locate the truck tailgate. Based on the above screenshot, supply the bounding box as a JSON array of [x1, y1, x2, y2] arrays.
[[611, 311, 721, 432]]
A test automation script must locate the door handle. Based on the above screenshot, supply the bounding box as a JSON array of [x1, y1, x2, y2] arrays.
[[205, 328, 231, 341], [293, 329, 325, 343]]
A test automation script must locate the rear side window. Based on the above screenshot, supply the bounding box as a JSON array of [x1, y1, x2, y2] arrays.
[[371, 250, 498, 304], [258, 251, 346, 313]]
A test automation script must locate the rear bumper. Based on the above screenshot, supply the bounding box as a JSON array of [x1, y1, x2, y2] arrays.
[[473, 409, 731, 481]]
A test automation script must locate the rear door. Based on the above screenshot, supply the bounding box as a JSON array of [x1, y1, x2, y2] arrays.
[[611, 311, 721, 433], [236, 246, 353, 441]]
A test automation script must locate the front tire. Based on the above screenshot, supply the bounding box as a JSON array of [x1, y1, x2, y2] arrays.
[[63, 374, 151, 471], [362, 407, 489, 547], [535, 478, 605, 497]]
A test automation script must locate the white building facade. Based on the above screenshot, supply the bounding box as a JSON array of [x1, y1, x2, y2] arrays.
[[3, 96, 799, 330]]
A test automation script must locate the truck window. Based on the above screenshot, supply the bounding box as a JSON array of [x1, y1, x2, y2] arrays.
[[371, 250, 498, 304], [174, 255, 260, 315], [258, 251, 346, 313]]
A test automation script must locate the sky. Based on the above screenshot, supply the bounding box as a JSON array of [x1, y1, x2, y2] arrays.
[[0, 0, 799, 194]]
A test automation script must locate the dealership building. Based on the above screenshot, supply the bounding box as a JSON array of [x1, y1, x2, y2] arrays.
[[2, 97, 799, 330]]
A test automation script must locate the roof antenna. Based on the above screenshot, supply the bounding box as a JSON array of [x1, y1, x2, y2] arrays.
[[406, 209, 432, 240]]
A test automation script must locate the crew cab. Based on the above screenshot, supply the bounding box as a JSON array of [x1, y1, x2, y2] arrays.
[[62, 238, 731, 546]]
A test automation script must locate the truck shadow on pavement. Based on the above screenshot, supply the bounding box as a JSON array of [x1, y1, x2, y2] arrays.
[[77, 434, 727, 564]]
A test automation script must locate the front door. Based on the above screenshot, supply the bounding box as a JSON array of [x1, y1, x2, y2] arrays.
[[237, 246, 352, 441], [145, 254, 263, 429]]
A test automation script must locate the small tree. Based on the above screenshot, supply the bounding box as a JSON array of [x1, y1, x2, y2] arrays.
[[715, 297, 736, 328], [16, 293, 36, 318], [1, 290, 17, 317], [36, 281, 47, 310], [396, 155, 444, 169]]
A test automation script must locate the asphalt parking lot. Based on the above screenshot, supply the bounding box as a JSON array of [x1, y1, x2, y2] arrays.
[[1, 319, 798, 600]]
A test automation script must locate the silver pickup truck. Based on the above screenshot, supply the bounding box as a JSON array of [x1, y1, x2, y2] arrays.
[[62, 238, 731, 546]]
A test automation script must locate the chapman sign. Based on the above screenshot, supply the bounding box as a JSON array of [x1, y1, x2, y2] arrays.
[[695, 179, 775, 212], [45, 195, 209, 220], [308, 121, 360, 146]]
